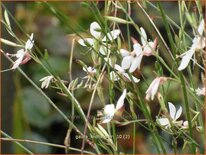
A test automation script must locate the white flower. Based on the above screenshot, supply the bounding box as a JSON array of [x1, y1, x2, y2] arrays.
[[78, 21, 120, 55], [121, 43, 143, 73], [102, 89, 127, 123], [140, 27, 158, 56], [83, 66, 97, 76], [7, 33, 34, 69], [157, 102, 183, 128], [145, 77, 167, 101], [178, 19, 205, 71], [195, 87, 205, 96], [110, 64, 140, 83], [121, 28, 157, 73], [25, 33, 34, 50], [39, 75, 54, 89]]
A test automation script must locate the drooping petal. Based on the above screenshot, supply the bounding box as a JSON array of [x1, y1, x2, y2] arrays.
[[129, 54, 143, 72], [116, 89, 127, 111], [145, 78, 161, 101], [175, 106, 182, 120], [12, 56, 24, 69], [178, 48, 195, 71], [90, 22, 101, 39], [168, 102, 176, 120], [102, 29, 120, 42], [123, 73, 140, 83], [197, 19, 205, 35], [120, 49, 130, 57], [78, 38, 94, 47], [121, 55, 133, 70], [157, 118, 170, 126], [140, 27, 147, 46]]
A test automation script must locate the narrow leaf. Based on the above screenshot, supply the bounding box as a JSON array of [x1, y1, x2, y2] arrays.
[[105, 16, 132, 24]]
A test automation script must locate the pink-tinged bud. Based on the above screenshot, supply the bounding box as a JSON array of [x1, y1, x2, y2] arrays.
[[152, 37, 158, 49], [145, 77, 168, 101], [143, 37, 158, 56], [131, 37, 138, 44], [21, 52, 31, 65]]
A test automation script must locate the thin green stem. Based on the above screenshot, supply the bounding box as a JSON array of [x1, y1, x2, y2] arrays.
[[0, 137, 95, 154], [179, 74, 196, 153], [0, 130, 33, 154]]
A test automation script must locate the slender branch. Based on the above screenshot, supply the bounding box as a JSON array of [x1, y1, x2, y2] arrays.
[[0, 130, 34, 154], [80, 54, 109, 154], [64, 38, 75, 153], [0, 137, 95, 154]]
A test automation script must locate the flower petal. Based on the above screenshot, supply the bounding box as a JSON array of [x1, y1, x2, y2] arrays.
[[175, 106, 182, 120], [145, 78, 160, 101], [12, 56, 24, 69], [25, 33, 34, 50], [104, 104, 115, 116], [16, 49, 25, 58], [116, 89, 127, 111], [102, 116, 113, 123], [102, 29, 120, 42], [143, 41, 155, 56], [133, 43, 142, 54], [120, 49, 130, 57], [90, 22, 101, 39], [121, 56, 133, 70], [178, 48, 195, 71], [157, 118, 169, 126], [197, 19, 204, 35], [114, 64, 125, 73], [78, 38, 94, 46], [168, 102, 176, 120], [129, 54, 143, 72], [140, 27, 147, 46], [123, 73, 140, 83], [102, 104, 115, 123]]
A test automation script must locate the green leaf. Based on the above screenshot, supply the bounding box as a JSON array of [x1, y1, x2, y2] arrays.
[[21, 87, 51, 128], [24, 132, 51, 153]]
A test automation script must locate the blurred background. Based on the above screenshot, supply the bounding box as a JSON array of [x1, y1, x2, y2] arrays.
[[1, 1, 205, 154]]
